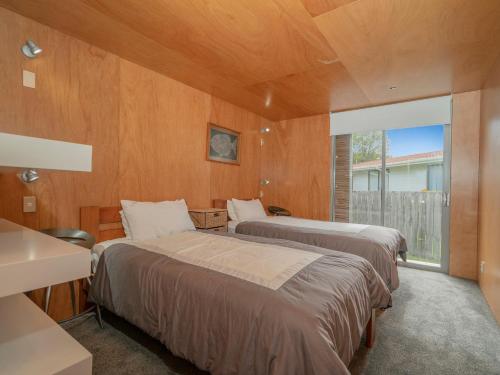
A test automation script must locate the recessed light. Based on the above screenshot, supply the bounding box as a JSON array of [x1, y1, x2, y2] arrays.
[[317, 58, 338, 65]]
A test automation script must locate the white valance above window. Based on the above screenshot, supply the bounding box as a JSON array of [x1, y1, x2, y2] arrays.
[[330, 95, 452, 136]]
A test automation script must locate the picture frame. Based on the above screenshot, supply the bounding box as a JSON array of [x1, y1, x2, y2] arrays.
[[206, 123, 240, 165]]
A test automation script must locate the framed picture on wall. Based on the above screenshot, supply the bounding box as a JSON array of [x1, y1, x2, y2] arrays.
[[206, 123, 240, 165]]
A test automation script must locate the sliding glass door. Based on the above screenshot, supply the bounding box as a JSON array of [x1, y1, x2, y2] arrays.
[[333, 124, 451, 271]]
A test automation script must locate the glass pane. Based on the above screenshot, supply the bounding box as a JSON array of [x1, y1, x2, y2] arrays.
[[350, 130, 383, 225], [384, 125, 444, 265]]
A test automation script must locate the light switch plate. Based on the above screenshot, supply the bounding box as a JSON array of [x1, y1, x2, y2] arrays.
[[23, 70, 36, 88], [23, 196, 36, 213]]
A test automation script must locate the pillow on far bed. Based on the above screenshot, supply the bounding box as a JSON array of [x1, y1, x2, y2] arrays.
[[232, 198, 267, 221], [226, 200, 239, 221], [121, 199, 195, 241]]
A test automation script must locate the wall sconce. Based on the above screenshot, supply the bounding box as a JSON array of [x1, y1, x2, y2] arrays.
[[260, 127, 270, 134], [18, 169, 39, 183], [21, 40, 43, 58], [260, 179, 270, 186], [0, 132, 92, 184]]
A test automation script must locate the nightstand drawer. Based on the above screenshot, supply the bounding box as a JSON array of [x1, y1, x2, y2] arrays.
[[189, 209, 227, 229], [207, 226, 227, 233]]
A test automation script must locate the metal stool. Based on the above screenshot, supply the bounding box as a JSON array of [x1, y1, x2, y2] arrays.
[[39, 228, 103, 327]]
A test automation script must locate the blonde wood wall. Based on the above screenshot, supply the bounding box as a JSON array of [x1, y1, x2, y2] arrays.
[[449, 91, 481, 280], [478, 57, 500, 323], [0, 8, 269, 320], [261, 114, 331, 220]]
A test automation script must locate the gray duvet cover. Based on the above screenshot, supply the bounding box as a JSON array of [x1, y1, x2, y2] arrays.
[[91, 232, 391, 375], [236, 221, 407, 291]]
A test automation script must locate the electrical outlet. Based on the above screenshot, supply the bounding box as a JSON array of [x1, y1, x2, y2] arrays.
[[23, 70, 36, 88], [480, 261, 485, 273], [23, 196, 36, 213]]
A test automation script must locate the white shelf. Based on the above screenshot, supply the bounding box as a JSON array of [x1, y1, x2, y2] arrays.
[[0, 219, 91, 298], [0, 293, 92, 375]]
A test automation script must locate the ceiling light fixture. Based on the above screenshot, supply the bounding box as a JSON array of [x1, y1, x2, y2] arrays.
[[317, 58, 339, 65], [21, 40, 43, 58]]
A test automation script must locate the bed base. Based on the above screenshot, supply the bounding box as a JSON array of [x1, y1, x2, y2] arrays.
[[365, 309, 376, 348], [81, 206, 124, 242], [213, 198, 257, 210]]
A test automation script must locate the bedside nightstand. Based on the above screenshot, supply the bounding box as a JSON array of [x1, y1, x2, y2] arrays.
[[189, 208, 228, 232]]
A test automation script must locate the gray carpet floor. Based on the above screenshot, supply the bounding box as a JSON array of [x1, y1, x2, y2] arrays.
[[64, 267, 500, 374]]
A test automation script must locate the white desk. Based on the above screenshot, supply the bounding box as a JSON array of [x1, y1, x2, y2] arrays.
[[0, 218, 90, 297], [0, 294, 92, 375], [0, 219, 92, 374]]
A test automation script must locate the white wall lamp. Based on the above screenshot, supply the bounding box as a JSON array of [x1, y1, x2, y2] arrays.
[[21, 40, 43, 59], [260, 179, 270, 186], [260, 127, 271, 134], [0, 132, 92, 183]]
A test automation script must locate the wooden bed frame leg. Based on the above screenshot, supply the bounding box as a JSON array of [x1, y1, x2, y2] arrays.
[[365, 309, 376, 348]]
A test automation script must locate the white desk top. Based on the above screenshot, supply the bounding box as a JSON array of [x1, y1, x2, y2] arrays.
[[0, 293, 92, 375], [0, 219, 91, 298]]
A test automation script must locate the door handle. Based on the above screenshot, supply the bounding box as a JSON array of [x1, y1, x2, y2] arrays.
[[442, 192, 450, 207]]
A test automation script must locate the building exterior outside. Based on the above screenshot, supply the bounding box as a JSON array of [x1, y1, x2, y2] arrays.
[[352, 151, 444, 192]]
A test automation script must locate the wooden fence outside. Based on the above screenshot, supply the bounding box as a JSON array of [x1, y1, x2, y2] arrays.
[[351, 191, 443, 263]]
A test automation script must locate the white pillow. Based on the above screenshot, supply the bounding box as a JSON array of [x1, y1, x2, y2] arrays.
[[232, 199, 267, 221], [226, 200, 239, 221], [120, 199, 195, 241], [119, 210, 132, 239]]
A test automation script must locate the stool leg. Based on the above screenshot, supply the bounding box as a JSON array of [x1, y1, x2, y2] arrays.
[[45, 285, 52, 313], [69, 280, 77, 316], [95, 304, 104, 329]]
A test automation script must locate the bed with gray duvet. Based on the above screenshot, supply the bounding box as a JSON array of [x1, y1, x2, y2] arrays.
[[90, 230, 391, 375]]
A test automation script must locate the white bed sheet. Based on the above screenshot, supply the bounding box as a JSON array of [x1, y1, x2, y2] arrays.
[[229, 216, 368, 234], [228, 220, 239, 233], [91, 237, 133, 272]]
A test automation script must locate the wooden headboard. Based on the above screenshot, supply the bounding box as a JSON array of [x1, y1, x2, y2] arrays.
[[82, 199, 259, 242], [213, 198, 257, 210], [80, 206, 124, 242], [213, 199, 228, 209]]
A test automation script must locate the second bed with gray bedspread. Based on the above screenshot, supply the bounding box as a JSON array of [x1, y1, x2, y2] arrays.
[[236, 221, 407, 291]]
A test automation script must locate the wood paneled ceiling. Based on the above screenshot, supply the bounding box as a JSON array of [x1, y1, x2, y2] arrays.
[[2, 0, 500, 121]]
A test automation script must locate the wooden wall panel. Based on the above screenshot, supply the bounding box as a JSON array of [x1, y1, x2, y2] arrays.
[[261, 114, 331, 220], [209, 97, 272, 201], [478, 57, 500, 323], [118, 59, 212, 208], [0, 9, 265, 320], [0, 8, 120, 321], [449, 91, 481, 280]]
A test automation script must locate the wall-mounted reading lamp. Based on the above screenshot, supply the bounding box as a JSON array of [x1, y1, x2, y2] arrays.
[[260, 179, 270, 186], [21, 40, 43, 58], [0, 133, 92, 183], [19, 169, 39, 183], [260, 127, 271, 134]]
